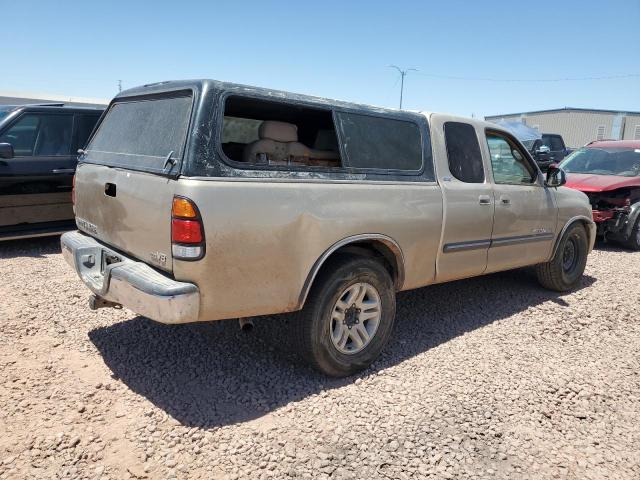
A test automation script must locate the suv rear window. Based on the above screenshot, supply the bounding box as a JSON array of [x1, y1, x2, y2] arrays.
[[83, 93, 192, 174]]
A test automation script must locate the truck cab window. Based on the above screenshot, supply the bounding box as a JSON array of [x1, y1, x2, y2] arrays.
[[444, 122, 484, 183], [486, 132, 536, 185]]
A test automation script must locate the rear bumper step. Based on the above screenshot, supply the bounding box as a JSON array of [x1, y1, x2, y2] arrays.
[[61, 230, 200, 324]]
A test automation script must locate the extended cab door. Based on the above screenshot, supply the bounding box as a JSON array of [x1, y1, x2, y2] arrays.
[[483, 130, 557, 273], [433, 117, 494, 282]]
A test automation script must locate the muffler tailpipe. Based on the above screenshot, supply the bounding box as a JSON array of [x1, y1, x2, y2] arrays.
[[239, 317, 254, 332], [88, 294, 121, 311]]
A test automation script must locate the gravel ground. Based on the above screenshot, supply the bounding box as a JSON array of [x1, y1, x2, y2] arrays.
[[1, 237, 639, 480]]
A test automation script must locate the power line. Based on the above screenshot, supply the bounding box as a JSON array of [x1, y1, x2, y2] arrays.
[[389, 65, 418, 109], [413, 72, 640, 83]]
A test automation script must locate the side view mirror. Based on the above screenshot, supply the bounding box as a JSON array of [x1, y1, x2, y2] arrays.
[[545, 165, 567, 187], [0, 142, 14, 159]]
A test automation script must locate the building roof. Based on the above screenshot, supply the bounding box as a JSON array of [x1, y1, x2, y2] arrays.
[[0, 89, 109, 107], [485, 107, 640, 119]]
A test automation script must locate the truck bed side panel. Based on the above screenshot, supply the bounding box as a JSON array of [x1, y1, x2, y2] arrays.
[[173, 178, 443, 321]]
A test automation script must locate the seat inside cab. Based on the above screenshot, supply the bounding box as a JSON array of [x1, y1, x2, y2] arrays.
[[221, 95, 341, 168]]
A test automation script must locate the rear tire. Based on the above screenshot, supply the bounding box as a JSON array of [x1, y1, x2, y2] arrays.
[[292, 256, 396, 377], [536, 223, 588, 292]]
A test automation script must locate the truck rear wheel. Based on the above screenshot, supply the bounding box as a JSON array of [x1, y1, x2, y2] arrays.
[[292, 256, 396, 377], [536, 223, 588, 292]]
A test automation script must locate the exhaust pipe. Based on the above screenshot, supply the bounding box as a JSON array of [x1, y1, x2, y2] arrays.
[[238, 317, 254, 332]]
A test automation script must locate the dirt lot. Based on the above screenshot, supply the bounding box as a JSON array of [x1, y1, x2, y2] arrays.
[[0, 237, 639, 480]]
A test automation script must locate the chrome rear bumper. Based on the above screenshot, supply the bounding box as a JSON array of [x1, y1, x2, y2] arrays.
[[61, 230, 200, 324]]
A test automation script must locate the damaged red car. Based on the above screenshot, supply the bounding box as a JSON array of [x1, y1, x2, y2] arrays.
[[559, 140, 640, 250]]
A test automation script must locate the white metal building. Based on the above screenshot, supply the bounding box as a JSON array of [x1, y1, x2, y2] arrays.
[[485, 108, 640, 148], [0, 89, 108, 108]]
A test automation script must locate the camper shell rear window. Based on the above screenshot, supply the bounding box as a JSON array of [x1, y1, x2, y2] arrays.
[[82, 91, 193, 174]]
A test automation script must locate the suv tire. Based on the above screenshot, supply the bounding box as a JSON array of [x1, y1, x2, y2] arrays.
[[292, 256, 396, 377], [536, 223, 588, 292]]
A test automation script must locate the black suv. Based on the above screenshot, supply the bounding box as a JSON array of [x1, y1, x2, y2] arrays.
[[0, 104, 104, 240]]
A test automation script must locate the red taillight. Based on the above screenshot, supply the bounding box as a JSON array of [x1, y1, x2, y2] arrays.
[[171, 197, 205, 260], [171, 219, 202, 243]]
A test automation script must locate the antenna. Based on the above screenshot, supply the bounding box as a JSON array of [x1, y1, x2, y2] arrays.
[[117, 80, 122, 93], [388, 65, 418, 110]]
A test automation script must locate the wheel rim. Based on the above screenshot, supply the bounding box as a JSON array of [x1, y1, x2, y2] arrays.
[[562, 236, 579, 273], [330, 282, 381, 355]]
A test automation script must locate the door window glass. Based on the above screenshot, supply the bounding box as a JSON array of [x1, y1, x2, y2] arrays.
[[486, 132, 536, 184], [0, 114, 72, 156], [444, 122, 484, 183]]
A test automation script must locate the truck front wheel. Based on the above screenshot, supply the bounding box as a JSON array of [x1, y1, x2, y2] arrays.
[[536, 223, 588, 292], [292, 256, 396, 377]]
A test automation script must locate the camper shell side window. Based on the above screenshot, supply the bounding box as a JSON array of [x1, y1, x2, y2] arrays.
[[215, 93, 429, 179]]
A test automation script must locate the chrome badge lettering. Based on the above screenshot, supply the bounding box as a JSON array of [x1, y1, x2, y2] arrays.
[[76, 217, 98, 235], [150, 251, 167, 265]]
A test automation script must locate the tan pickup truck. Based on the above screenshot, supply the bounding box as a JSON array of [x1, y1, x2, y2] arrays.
[[61, 80, 595, 376]]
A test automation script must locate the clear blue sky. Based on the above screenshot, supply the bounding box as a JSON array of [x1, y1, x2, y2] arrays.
[[3, 0, 639, 117]]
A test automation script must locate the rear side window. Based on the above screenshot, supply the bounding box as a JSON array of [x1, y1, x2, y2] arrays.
[[84, 93, 192, 174], [444, 122, 484, 183], [336, 112, 422, 171]]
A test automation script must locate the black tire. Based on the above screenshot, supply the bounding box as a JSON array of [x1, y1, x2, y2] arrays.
[[624, 217, 640, 251], [292, 256, 396, 377], [536, 223, 588, 292]]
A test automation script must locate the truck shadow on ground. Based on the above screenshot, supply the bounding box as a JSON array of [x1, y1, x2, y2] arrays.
[[0, 235, 62, 259], [88, 268, 595, 429]]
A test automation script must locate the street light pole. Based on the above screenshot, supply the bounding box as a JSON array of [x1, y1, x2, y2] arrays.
[[389, 65, 418, 110]]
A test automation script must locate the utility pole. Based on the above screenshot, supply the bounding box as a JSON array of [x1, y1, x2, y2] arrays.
[[389, 65, 417, 110], [117, 80, 122, 93]]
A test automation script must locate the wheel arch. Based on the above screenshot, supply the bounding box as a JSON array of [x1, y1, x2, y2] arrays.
[[551, 215, 596, 259], [297, 234, 405, 309]]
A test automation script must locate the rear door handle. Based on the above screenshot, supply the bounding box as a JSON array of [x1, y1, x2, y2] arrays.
[[479, 195, 492, 205], [500, 195, 511, 205], [52, 168, 75, 174]]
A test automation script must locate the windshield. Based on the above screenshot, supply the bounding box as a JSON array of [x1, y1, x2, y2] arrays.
[[0, 106, 16, 124], [560, 147, 640, 177]]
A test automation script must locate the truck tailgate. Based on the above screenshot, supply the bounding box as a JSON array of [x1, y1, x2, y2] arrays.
[[74, 163, 175, 272]]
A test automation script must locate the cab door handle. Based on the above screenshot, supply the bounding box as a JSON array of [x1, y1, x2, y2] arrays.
[[52, 168, 75, 174], [478, 195, 492, 205], [500, 195, 511, 205]]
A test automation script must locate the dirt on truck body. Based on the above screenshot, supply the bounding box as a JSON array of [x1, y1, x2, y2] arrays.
[[62, 79, 595, 376]]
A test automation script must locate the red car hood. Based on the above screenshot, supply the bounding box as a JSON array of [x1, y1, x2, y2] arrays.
[[565, 173, 640, 192]]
